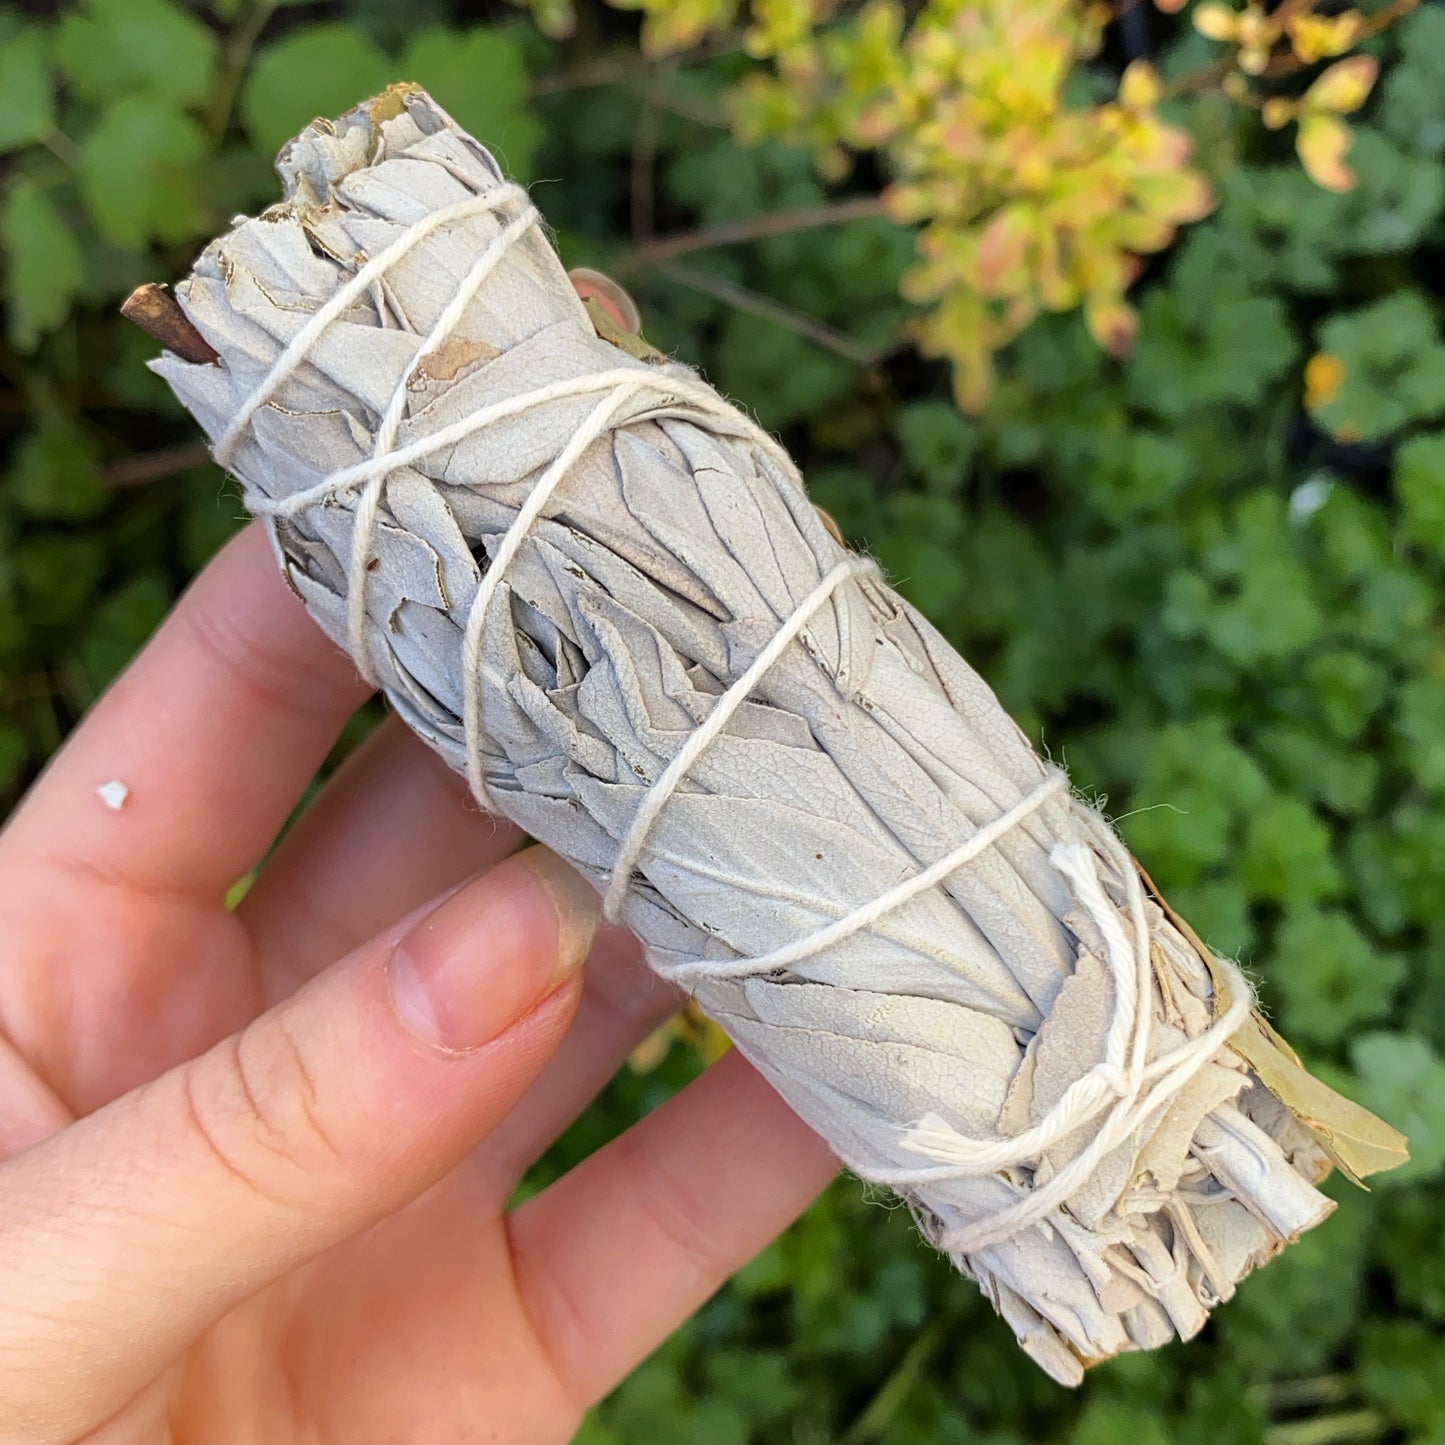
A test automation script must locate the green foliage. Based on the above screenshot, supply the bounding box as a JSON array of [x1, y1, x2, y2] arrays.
[[240, 24, 392, 151], [3, 1, 1445, 1441], [0, 25, 56, 155], [0, 178, 83, 349], [78, 95, 209, 248], [1351, 1033, 1445, 1186], [1309, 292, 1445, 444], [399, 28, 542, 177], [56, 0, 218, 108]]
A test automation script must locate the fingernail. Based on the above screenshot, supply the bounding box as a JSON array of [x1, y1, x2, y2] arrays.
[[387, 848, 599, 1053]]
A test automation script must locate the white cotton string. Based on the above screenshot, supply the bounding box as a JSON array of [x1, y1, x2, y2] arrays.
[[346, 203, 540, 685], [460, 384, 635, 808], [869, 834, 1252, 1256], [223, 178, 1252, 1256], [214, 186, 529, 470], [247, 365, 803, 521], [601, 556, 875, 923], [663, 770, 1071, 985]]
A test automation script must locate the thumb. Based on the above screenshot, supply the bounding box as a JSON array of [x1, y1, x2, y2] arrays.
[[0, 846, 597, 1443]]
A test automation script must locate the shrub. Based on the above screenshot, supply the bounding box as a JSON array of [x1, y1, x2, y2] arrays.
[[2, 1, 1443, 1438]]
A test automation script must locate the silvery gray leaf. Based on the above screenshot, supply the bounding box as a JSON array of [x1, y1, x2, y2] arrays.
[[144, 85, 1406, 1385]]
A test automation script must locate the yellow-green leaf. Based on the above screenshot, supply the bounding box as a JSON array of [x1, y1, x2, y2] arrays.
[[1298, 112, 1355, 192], [1305, 54, 1378, 116]]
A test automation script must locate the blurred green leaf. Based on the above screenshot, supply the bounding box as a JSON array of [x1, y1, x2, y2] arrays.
[[77, 95, 207, 248], [1271, 906, 1403, 1045], [76, 573, 171, 689], [1240, 794, 1342, 904], [895, 400, 977, 491], [0, 178, 84, 351], [399, 26, 541, 178], [1305, 649, 1386, 741], [1310, 292, 1445, 444], [1221, 1188, 1373, 1376], [1351, 1031, 1445, 1184], [1129, 230, 1298, 418], [715, 309, 853, 429], [56, 0, 218, 108], [0, 722, 28, 794], [1164, 495, 1323, 666], [1071, 1399, 1172, 1445], [1394, 673, 1445, 793], [1360, 1320, 1445, 1431], [14, 534, 105, 628], [0, 25, 55, 154], [1396, 431, 1445, 551], [3, 419, 107, 521], [1123, 718, 1269, 884], [241, 24, 392, 152], [1379, 7, 1445, 158]]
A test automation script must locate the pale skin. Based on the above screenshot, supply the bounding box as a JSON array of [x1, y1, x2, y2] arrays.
[[0, 515, 838, 1443]]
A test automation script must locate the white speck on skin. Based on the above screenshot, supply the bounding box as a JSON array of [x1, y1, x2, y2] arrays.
[[97, 780, 130, 812]]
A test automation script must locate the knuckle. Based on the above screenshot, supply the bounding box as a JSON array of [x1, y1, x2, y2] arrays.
[[614, 1129, 729, 1285], [178, 591, 332, 722], [180, 1020, 345, 1210]]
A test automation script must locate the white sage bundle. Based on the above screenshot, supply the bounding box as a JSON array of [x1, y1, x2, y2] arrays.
[[138, 86, 1406, 1384]]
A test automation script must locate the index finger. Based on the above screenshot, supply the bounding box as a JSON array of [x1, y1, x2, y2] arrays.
[[1, 522, 371, 903]]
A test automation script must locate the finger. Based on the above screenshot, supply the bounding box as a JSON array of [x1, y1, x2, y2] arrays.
[[0, 849, 598, 1445], [0, 1034, 70, 1158], [0, 523, 369, 902], [471, 924, 681, 1194], [240, 715, 523, 1003], [508, 1050, 839, 1409]]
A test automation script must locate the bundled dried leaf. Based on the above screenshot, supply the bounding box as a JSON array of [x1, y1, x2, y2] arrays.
[[141, 86, 1406, 1384]]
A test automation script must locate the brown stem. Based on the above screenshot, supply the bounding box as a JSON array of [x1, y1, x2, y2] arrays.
[[616, 195, 891, 274], [1264, 1410, 1389, 1445], [631, 67, 669, 242], [658, 262, 887, 366], [120, 285, 219, 366], [100, 441, 214, 488], [532, 34, 743, 96], [206, 0, 277, 144]]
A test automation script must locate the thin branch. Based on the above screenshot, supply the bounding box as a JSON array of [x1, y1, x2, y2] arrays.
[[616, 195, 891, 275], [658, 263, 887, 367], [100, 441, 213, 488], [206, 0, 277, 144], [40, 129, 81, 169], [1264, 1410, 1389, 1445], [631, 66, 670, 243], [532, 35, 742, 96]]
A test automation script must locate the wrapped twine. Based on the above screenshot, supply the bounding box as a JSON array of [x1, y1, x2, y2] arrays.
[[144, 86, 1405, 1384]]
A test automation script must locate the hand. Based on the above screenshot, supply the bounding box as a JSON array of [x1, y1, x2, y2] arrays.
[[0, 523, 837, 1444]]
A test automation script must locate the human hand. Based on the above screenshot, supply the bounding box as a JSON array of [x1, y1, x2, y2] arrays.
[[0, 522, 837, 1443]]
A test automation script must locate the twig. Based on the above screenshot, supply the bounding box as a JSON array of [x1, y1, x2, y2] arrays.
[[1254, 1375, 1355, 1413], [658, 263, 886, 366], [533, 53, 645, 95], [100, 441, 214, 489], [532, 35, 742, 96], [206, 0, 277, 144], [120, 285, 219, 366], [632, 66, 670, 242], [616, 195, 891, 275], [840, 1324, 946, 1443], [40, 129, 81, 169], [1265, 1411, 1390, 1445]]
